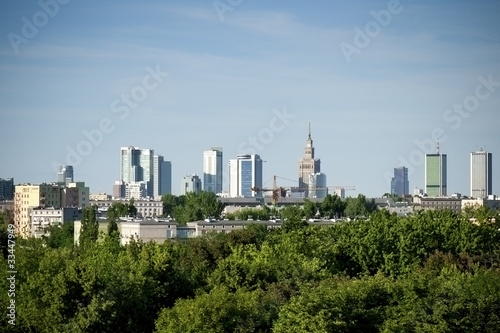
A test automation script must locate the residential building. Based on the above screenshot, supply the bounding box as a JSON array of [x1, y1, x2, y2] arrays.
[[180, 175, 202, 195], [391, 167, 409, 196], [89, 193, 112, 201], [203, 147, 223, 194], [229, 154, 263, 197], [91, 199, 163, 218], [0, 178, 14, 200], [153, 155, 172, 199], [413, 196, 461, 214], [14, 183, 62, 237], [462, 196, 500, 211], [120, 146, 154, 197], [470, 149, 492, 198], [298, 123, 321, 197], [57, 165, 74, 185], [425, 149, 447, 196], [30, 207, 81, 238]]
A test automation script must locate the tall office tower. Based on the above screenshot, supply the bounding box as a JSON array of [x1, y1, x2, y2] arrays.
[[309, 173, 328, 199], [153, 155, 172, 199], [203, 148, 223, 194], [425, 143, 447, 197], [390, 167, 409, 196], [470, 149, 492, 198], [180, 175, 202, 195], [229, 154, 263, 198], [298, 123, 321, 197], [57, 165, 74, 185], [120, 147, 154, 197], [0, 178, 14, 200]]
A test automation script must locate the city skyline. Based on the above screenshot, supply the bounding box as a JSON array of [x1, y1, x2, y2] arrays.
[[1, 1, 499, 197]]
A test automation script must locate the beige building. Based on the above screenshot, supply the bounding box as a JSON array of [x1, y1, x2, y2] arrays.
[[14, 184, 62, 237], [91, 199, 163, 218], [413, 196, 462, 214], [298, 123, 321, 197], [462, 197, 500, 211]]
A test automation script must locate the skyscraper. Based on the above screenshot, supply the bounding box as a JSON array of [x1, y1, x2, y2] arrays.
[[57, 165, 74, 185], [425, 145, 447, 197], [120, 147, 154, 198], [229, 154, 263, 197], [470, 149, 492, 198], [391, 167, 409, 196], [309, 173, 327, 199], [153, 155, 172, 199], [203, 148, 223, 194], [180, 175, 202, 195], [0, 178, 14, 200], [298, 123, 321, 197]]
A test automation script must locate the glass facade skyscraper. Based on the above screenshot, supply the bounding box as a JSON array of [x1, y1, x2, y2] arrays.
[[425, 153, 447, 197], [228, 154, 263, 197], [390, 167, 409, 196], [470, 150, 492, 198]]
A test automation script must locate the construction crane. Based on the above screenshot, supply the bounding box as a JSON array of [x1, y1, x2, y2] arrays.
[[251, 175, 286, 205]]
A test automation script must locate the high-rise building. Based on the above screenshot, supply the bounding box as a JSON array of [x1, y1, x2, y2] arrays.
[[309, 173, 328, 198], [203, 148, 223, 194], [120, 147, 154, 197], [298, 123, 321, 197], [180, 175, 202, 195], [113, 180, 126, 199], [470, 149, 492, 198], [229, 154, 263, 197], [0, 178, 14, 200], [57, 165, 74, 185], [391, 167, 409, 196], [425, 145, 447, 196], [153, 155, 172, 199]]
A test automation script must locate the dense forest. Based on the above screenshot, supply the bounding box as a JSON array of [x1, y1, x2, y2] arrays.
[[1, 205, 500, 332]]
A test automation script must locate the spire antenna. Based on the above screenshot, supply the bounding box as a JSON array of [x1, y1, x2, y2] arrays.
[[436, 140, 440, 154], [308, 122, 311, 139]]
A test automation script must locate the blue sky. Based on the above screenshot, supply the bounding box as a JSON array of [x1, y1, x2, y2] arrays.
[[1, 0, 499, 197]]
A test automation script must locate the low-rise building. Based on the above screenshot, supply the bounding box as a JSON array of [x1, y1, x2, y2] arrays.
[[462, 196, 500, 211], [30, 207, 81, 238], [90, 199, 163, 218], [413, 196, 462, 214]]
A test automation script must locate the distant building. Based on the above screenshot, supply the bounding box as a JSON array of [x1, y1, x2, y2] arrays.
[[113, 180, 126, 199], [120, 146, 154, 197], [298, 123, 321, 197], [61, 182, 90, 208], [391, 167, 409, 196], [413, 188, 424, 196], [89, 193, 112, 201], [126, 182, 148, 200], [203, 148, 223, 194], [30, 207, 81, 238], [14, 183, 62, 237], [470, 149, 492, 198], [229, 154, 263, 198], [0, 178, 14, 200], [180, 175, 202, 195], [425, 147, 447, 196], [462, 196, 500, 211], [153, 155, 172, 199], [309, 173, 327, 198], [91, 199, 163, 218], [413, 196, 461, 214], [57, 165, 74, 185]]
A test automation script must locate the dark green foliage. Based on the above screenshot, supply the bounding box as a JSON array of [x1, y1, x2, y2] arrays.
[[79, 206, 98, 249], [43, 223, 74, 249], [3, 207, 500, 332]]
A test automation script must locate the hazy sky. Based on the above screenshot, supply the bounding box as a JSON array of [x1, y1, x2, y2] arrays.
[[1, 0, 499, 197]]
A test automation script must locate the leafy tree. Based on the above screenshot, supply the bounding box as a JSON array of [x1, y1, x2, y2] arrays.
[[303, 199, 318, 219], [174, 191, 224, 225], [79, 206, 99, 249], [127, 198, 137, 217], [344, 194, 376, 217], [43, 223, 74, 249]]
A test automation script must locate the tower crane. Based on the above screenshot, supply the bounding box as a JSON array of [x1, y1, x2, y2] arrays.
[[251, 175, 287, 205]]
